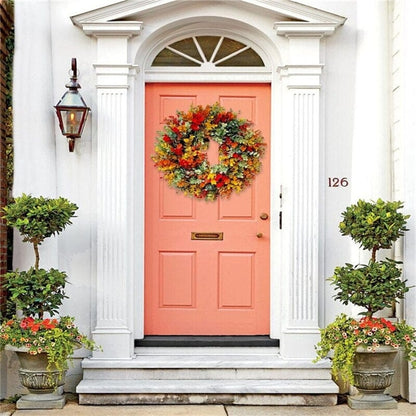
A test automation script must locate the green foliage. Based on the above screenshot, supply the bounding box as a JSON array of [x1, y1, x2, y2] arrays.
[[332, 199, 410, 315], [3, 1, 14, 199], [3, 268, 67, 319], [331, 259, 409, 316], [1, 195, 76, 318], [339, 199, 409, 256], [5, 21, 14, 110], [314, 314, 357, 383], [314, 314, 416, 384], [5, 394, 21, 404], [0, 194, 99, 368], [0, 316, 100, 371], [2, 194, 78, 247], [315, 200, 414, 384]]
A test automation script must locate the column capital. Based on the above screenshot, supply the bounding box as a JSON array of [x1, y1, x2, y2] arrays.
[[277, 64, 323, 89], [274, 22, 341, 37], [93, 64, 139, 88], [73, 21, 142, 38]]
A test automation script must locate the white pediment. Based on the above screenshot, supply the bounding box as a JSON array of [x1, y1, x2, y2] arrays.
[[71, 0, 346, 36]]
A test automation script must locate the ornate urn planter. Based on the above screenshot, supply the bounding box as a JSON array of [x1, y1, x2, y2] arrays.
[[7, 346, 66, 409], [348, 345, 398, 409]]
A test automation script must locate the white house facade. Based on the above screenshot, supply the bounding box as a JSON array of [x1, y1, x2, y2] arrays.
[[2, 0, 416, 406]]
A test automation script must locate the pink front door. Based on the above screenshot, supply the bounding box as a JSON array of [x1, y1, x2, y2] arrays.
[[145, 83, 271, 335]]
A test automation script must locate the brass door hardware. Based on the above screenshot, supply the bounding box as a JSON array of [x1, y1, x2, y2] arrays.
[[191, 232, 223, 241]]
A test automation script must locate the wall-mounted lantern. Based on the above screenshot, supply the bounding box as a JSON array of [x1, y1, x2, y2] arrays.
[[55, 58, 90, 152]]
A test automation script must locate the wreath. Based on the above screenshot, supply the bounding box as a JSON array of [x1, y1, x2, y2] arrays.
[[152, 103, 266, 201]]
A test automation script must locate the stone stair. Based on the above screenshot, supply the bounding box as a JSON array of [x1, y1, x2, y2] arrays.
[[76, 347, 338, 405]]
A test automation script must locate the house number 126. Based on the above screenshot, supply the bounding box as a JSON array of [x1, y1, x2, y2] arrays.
[[328, 177, 349, 187]]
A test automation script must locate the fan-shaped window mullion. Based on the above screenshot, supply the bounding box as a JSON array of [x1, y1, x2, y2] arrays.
[[193, 37, 208, 63], [151, 36, 264, 67], [209, 37, 224, 63], [165, 46, 203, 66], [214, 45, 250, 66]]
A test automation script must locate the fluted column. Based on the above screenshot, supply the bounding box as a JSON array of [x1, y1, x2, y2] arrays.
[[93, 64, 135, 359], [274, 22, 343, 359], [278, 64, 322, 359], [85, 31, 140, 359]]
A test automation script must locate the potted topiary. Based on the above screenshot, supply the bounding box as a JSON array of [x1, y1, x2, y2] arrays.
[[0, 194, 98, 410], [315, 199, 416, 409]]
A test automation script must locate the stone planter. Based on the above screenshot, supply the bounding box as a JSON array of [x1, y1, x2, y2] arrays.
[[348, 345, 398, 409], [6, 346, 66, 409]]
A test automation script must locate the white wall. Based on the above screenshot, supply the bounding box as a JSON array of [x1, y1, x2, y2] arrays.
[[12, 0, 410, 394], [392, 0, 416, 403]]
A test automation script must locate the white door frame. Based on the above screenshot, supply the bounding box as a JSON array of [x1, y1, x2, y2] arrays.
[[72, 2, 345, 361], [136, 23, 280, 344]]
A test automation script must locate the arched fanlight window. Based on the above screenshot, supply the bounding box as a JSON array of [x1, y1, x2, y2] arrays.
[[152, 36, 265, 67]]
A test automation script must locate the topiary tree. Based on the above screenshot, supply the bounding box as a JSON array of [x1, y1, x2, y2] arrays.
[[331, 199, 410, 317], [315, 199, 416, 389], [2, 194, 78, 319]]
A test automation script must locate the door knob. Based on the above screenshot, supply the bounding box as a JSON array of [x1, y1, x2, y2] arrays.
[[260, 213, 269, 220], [256, 232, 263, 238]]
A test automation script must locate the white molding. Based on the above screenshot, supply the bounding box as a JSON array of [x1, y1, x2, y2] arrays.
[[274, 22, 341, 37], [78, 22, 143, 37], [145, 70, 272, 83], [71, 0, 346, 28], [241, 0, 346, 24], [71, 0, 172, 24], [277, 64, 323, 89]]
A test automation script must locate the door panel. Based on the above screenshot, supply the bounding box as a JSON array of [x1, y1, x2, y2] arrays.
[[145, 83, 271, 335]]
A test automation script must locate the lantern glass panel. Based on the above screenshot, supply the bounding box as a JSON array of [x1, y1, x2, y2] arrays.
[[57, 108, 88, 137]]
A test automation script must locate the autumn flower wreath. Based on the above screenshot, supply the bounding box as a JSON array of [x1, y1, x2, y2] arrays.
[[152, 103, 266, 201]]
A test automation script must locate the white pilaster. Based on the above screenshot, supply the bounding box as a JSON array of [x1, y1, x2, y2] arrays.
[[275, 24, 335, 359], [84, 31, 140, 359], [278, 65, 321, 359], [93, 67, 132, 359]]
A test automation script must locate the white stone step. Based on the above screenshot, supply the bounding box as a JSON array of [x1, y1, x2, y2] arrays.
[[77, 378, 338, 394], [81, 351, 331, 380], [81, 362, 331, 381], [136, 346, 279, 355], [77, 348, 338, 404], [82, 351, 329, 370], [82, 367, 331, 381]]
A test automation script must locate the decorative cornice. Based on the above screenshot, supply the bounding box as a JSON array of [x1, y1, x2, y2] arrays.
[[71, 0, 347, 36], [274, 22, 340, 37], [75, 21, 143, 37], [242, 0, 346, 25], [71, 0, 171, 24]]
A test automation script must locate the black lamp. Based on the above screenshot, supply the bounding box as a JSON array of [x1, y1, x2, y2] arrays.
[[55, 58, 90, 152]]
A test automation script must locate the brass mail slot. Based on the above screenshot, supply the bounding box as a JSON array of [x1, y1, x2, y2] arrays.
[[191, 232, 223, 241]]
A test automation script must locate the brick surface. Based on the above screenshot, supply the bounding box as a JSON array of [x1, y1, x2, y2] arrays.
[[0, 0, 13, 312]]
